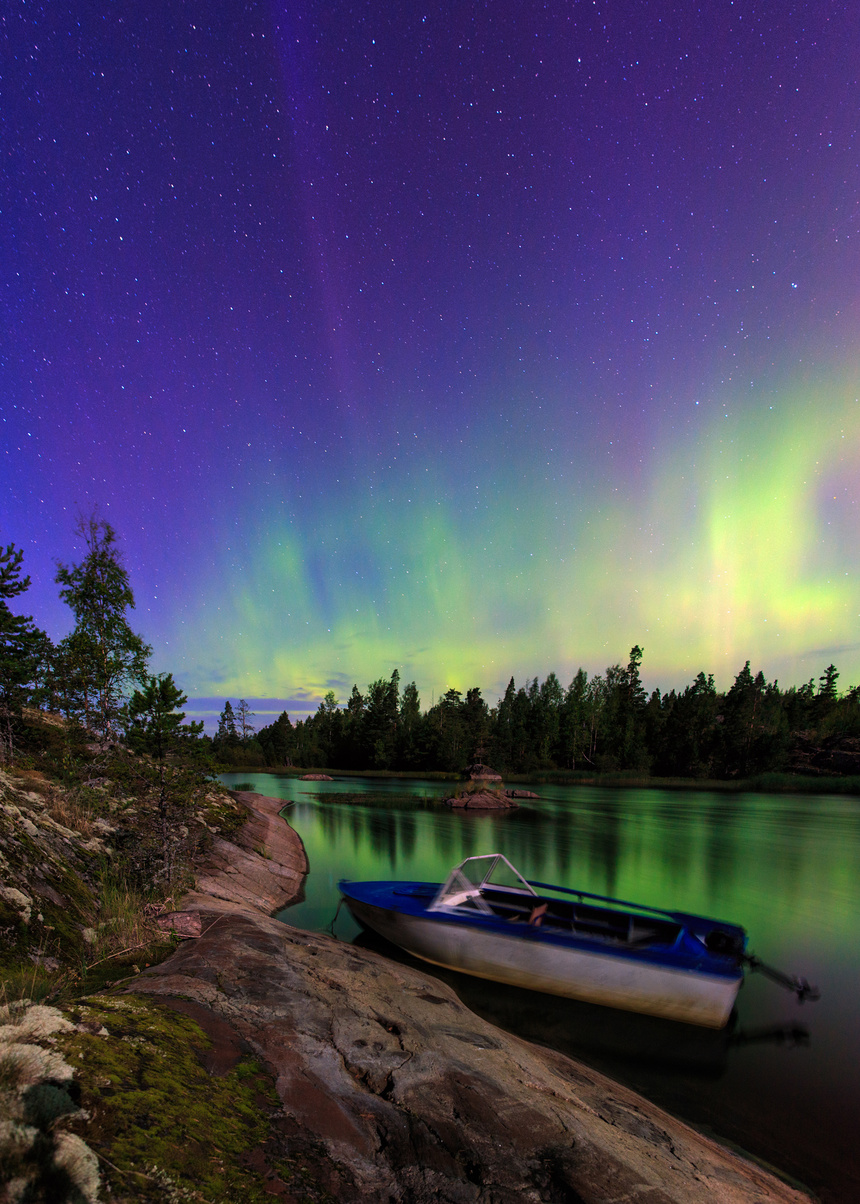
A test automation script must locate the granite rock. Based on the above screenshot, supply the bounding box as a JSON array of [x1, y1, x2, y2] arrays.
[[135, 906, 810, 1203], [130, 790, 810, 1203], [444, 790, 518, 810]]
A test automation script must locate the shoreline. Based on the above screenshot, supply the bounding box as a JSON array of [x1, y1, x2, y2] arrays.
[[129, 789, 814, 1202], [220, 766, 860, 797]]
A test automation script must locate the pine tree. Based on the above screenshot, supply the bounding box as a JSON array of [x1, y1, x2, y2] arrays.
[[54, 514, 151, 741], [364, 671, 400, 768], [125, 673, 204, 878], [397, 681, 422, 767], [257, 709, 294, 767], [235, 699, 255, 746], [0, 542, 50, 761], [559, 669, 589, 769], [818, 664, 840, 701]]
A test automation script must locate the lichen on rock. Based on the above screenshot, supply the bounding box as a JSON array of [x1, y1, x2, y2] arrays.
[[0, 1000, 100, 1204]]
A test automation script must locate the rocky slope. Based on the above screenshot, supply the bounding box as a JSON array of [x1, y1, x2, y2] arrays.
[[128, 790, 812, 1204], [0, 779, 814, 1202]]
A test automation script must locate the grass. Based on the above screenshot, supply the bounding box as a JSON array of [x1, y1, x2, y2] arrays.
[[744, 771, 860, 796], [46, 787, 101, 837], [84, 873, 168, 967], [455, 779, 506, 795], [0, 961, 76, 1011], [0, 864, 183, 1009]]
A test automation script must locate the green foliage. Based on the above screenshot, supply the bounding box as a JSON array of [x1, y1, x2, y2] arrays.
[[246, 648, 860, 782], [125, 674, 207, 880], [0, 541, 51, 762], [54, 514, 151, 740], [215, 699, 238, 747], [256, 708, 294, 766], [212, 698, 266, 765], [125, 673, 203, 759], [363, 670, 401, 769], [235, 697, 256, 745]]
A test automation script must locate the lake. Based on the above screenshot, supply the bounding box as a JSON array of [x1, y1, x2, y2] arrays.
[[220, 772, 860, 1201]]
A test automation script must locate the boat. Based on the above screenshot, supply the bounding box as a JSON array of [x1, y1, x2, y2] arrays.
[[339, 854, 817, 1029]]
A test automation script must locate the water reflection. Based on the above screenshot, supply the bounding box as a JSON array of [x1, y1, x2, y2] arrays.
[[221, 771, 860, 1201], [352, 927, 811, 1080], [224, 773, 860, 953]]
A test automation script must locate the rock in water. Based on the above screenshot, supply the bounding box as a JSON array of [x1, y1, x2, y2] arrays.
[[466, 762, 503, 781], [444, 789, 518, 809]]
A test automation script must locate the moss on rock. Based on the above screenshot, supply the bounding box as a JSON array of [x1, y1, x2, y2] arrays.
[[56, 994, 332, 1203]]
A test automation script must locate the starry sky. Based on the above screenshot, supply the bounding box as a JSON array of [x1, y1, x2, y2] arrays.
[[5, 1, 860, 728]]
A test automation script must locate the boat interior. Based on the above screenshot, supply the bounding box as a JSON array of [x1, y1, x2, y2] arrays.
[[479, 887, 685, 948], [423, 854, 744, 957]]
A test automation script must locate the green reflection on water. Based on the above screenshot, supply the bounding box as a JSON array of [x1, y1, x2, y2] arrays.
[[221, 773, 860, 967], [221, 772, 860, 1198]]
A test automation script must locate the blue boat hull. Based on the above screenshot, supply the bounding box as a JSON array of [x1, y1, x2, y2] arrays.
[[342, 881, 744, 1028]]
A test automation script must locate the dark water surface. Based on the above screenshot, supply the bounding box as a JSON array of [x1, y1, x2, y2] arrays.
[[221, 773, 860, 1201]]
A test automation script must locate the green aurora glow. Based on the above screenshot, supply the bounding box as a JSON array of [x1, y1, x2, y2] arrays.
[[172, 372, 860, 709]]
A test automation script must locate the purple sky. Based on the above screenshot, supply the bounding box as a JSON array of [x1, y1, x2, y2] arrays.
[[5, 1, 860, 728]]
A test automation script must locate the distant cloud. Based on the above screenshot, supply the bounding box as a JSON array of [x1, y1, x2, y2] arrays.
[[804, 643, 860, 660], [185, 694, 319, 733]]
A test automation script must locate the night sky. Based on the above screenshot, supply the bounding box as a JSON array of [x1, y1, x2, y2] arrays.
[[5, 1, 860, 728]]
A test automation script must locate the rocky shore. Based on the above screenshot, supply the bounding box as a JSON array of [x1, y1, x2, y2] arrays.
[[131, 790, 811, 1203]]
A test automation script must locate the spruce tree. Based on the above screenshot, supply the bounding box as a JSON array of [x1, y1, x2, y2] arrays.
[[214, 700, 238, 751]]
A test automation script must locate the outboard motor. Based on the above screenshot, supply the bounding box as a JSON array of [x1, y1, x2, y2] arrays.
[[705, 928, 744, 958]]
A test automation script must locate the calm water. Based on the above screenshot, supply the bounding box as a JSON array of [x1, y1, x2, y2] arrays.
[[221, 773, 860, 1201]]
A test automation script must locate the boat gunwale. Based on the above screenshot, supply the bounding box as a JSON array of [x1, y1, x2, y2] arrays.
[[339, 878, 745, 981]]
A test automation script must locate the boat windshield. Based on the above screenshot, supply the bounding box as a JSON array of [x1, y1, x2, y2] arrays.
[[428, 854, 538, 914]]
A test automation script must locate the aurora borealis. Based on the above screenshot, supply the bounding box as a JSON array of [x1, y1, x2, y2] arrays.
[[5, 2, 860, 726]]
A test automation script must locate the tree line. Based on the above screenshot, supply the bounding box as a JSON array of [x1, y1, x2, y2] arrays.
[[216, 647, 860, 779], [4, 518, 859, 783]]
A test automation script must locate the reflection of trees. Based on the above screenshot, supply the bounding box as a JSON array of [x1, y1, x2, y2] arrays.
[[459, 818, 481, 859], [588, 794, 622, 897], [367, 811, 398, 864], [316, 806, 342, 846], [761, 801, 804, 903], [702, 797, 740, 906], [552, 815, 574, 883], [342, 808, 360, 854], [500, 812, 547, 880], [398, 811, 417, 863], [434, 816, 459, 863], [732, 797, 823, 912], [314, 804, 367, 859], [652, 796, 696, 894]]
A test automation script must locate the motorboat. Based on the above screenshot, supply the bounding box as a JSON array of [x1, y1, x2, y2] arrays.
[[340, 854, 817, 1028]]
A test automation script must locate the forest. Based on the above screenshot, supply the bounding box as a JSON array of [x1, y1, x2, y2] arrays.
[[3, 520, 859, 783], [216, 650, 860, 779]]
